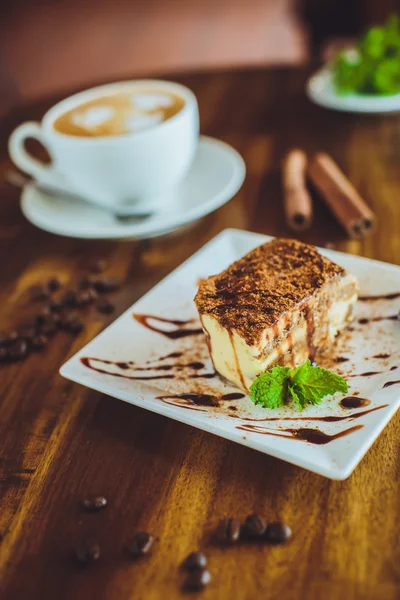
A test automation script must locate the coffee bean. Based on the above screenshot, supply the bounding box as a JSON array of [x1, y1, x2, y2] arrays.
[[63, 290, 79, 307], [183, 552, 207, 571], [79, 277, 92, 290], [75, 540, 100, 565], [264, 522, 292, 544], [0, 332, 9, 346], [184, 569, 211, 591], [19, 326, 37, 342], [37, 315, 58, 336], [36, 307, 52, 325], [126, 532, 154, 557], [89, 260, 108, 274], [87, 288, 98, 302], [48, 299, 64, 313], [0, 347, 9, 361], [68, 319, 84, 334], [76, 291, 92, 307], [96, 299, 115, 314], [48, 277, 61, 292], [8, 340, 28, 361], [217, 517, 241, 544], [30, 284, 49, 301], [82, 495, 108, 512], [243, 514, 266, 538], [91, 276, 121, 293], [31, 334, 48, 350]]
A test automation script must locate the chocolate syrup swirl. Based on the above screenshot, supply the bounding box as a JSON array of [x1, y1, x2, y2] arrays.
[[133, 314, 203, 339], [382, 380, 400, 388], [340, 396, 371, 409], [358, 315, 398, 324], [237, 423, 363, 444], [80, 357, 215, 381], [157, 392, 245, 409], [235, 404, 384, 423], [81, 357, 175, 380], [359, 292, 400, 301]]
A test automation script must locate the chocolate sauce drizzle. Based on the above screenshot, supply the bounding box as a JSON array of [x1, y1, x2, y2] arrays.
[[372, 353, 390, 359], [157, 392, 245, 409], [358, 315, 398, 324], [133, 314, 203, 339], [237, 423, 364, 445], [80, 357, 215, 381], [340, 396, 371, 409], [382, 380, 400, 388], [359, 292, 400, 301], [234, 404, 384, 423]]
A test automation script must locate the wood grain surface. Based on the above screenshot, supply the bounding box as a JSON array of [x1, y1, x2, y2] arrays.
[[0, 68, 399, 600]]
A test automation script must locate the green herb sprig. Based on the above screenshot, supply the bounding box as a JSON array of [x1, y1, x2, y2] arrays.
[[334, 14, 400, 96], [249, 360, 348, 411]]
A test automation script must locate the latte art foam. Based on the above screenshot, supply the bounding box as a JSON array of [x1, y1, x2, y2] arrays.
[[54, 90, 185, 137]]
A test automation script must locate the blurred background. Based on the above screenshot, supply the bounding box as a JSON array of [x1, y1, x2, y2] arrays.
[[0, 0, 398, 112]]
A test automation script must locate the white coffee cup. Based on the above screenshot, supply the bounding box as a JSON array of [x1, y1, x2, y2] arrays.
[[8, 80, 199, 214]]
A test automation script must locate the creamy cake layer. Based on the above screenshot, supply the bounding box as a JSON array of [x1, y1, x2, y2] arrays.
[[195, 239, 358, 390]]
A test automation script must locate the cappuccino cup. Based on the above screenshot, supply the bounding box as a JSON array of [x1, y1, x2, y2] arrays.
[[9, 80, 199, 214]]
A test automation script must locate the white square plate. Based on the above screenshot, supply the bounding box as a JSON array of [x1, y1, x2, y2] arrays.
[[60, 229, 400, 479]]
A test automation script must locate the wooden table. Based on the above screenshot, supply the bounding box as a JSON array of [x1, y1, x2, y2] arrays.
[[0, 68, 399, 600]]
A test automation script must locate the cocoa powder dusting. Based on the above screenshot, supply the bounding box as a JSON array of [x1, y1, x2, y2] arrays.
[[194, 238, 346, 346]]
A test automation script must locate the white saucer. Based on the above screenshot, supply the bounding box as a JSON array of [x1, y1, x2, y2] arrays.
[[307, 67, 400, 114], [21, 136, 246, 239]]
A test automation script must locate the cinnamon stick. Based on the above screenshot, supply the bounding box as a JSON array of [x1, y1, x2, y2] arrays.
[[308, 153, 376, 239], [282, 149, 312, 231]]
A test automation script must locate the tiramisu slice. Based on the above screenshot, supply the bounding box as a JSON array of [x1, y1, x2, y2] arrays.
[[194, 238, 358, 391]]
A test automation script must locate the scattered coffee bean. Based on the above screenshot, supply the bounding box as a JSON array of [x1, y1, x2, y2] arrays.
[[48, 277, 61, 292], [75, 540, 100, 565], [82, 495, 108, 512], [18, 326, 36, 342], [37, 315, 58, 336], [31, 334, 48, 350], [79, 277, 92, 290], [0, 347, 9, 361], [76, 291, 92, 307], [8, 340, 28, 361], [96, 299, 115, 314], [126, 532, 154, 557], [92, 276, 121, 293], [87, 288, 98, 302], [62, 290, 78, 307], [183, 552, 207, 571], [36, 307, 52, 326], [30, 284, 49, 301], [89, 260, 108, 274], [243, 514, 266, 538], [264, 522, 292, 544], [184, 569, 211, 591], [217, 517, 241, 544], [48, 299, 64, 313], [0, 332, 9, 346]]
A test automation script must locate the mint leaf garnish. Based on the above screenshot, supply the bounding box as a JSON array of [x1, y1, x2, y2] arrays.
[[290, 360, 348, 409], [249, 360, 348, 410], [334, 14, 400, 96], [249, 366, 290, 409]]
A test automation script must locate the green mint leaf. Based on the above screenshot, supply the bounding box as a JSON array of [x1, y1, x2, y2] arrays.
[[249, 360, 348, 410], [288, 383, 306, 411], [249, 366, 290, 409], [290, 360, 348, 405]]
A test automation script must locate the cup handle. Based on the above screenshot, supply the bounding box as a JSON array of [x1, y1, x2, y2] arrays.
[[8, 122, 61, 187]]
